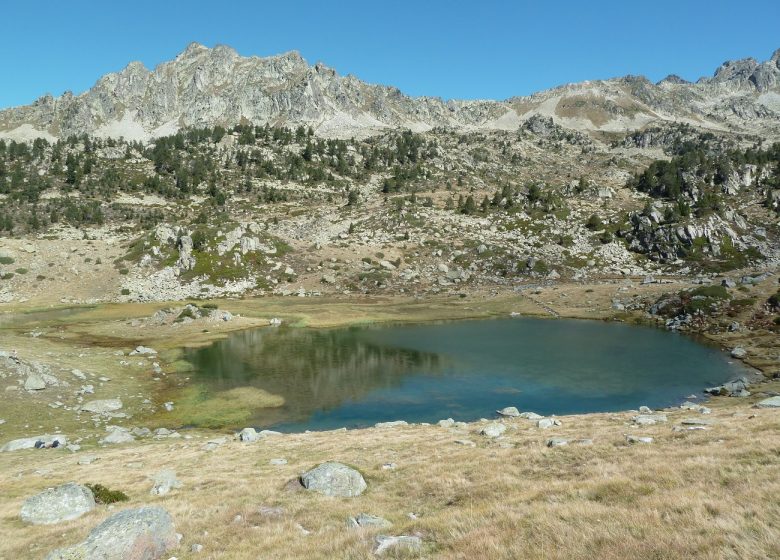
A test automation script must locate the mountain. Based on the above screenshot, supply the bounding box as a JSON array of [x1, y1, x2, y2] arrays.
[[1, 43, 779, 142]]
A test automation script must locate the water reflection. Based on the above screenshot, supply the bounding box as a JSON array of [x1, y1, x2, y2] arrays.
[[182, 318, 747, 431]]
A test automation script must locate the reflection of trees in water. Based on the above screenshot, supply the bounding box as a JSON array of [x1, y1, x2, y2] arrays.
[[184, 327, 442, 426]]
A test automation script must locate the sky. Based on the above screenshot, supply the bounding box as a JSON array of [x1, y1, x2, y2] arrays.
[[1, 0, 779, 108]]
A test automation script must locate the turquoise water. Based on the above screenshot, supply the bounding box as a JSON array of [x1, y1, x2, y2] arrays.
[[184, 318, 746, 431]]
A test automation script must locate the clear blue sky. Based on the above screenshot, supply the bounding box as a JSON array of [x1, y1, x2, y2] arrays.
[[2, 0, 779, 108]]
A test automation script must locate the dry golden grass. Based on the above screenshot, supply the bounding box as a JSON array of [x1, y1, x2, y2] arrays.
[[1, 394, 779, 560]]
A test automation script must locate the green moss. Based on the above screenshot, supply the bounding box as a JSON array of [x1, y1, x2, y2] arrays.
[[0, 256, 15, 265], [14, 268, 28, 275], [86, 483, 129, 504]]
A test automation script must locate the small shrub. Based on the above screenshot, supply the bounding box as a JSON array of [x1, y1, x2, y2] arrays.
[[36, 275, 46, 281], [201, 303, 218, 309], [690, 285, 729, 300], [0, 256, 14, 265], [86, 483, 129, 504], [121, 288, 130, 295], [1, 273, 13, 280], [119, 268, 129, 275], [14, 268, 28, 275]]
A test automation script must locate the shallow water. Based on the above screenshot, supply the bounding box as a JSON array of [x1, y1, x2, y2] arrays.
[[183, 317, 747, 431]]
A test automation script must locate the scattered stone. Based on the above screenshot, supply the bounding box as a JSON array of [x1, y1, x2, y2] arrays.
[[238, 427, 260, 442], [632, 414, 667, 426], [77, 454, 99, 465], [100, 428, 135, 445], [730, 347, 747, 359], [454, 439, 476, 447], [300, 462, 366, 497], [258, 506, 285, 518], [546, 438, 568, 447], [480, 423, 506, 438], [638, 405, 653, 414], [1, 434, 67, 452], [270, 458, 288, 466], [25, 374, 47, 391], [80, 399, 123, 414], [150, 469, 182, 496], [191, 543, 204, 553], [437, 418, 455, 428], [681, 401, 711, 414], [203, 437, 227, 451], [375, 420, 408, 428], [45, 506, 177, 560], [519, 412, 543, 420], [348, 513, 393, 529], [537, 418, 561, 429], [680, 418, 714, 426], [756, 396, 780, 408], [21, 483, 95, 525], [496, 406, 520, 417], [626, 435, 653, 444], [374, 535, 422, 556], [130, 346, 158, 356]]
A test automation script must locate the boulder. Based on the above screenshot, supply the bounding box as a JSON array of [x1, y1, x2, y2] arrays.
[[537, 418, 561, 429], [756, 396, 780, 408], [238, 427, 260, 442], [730, 347, 747, 359], [24, 374, 47, 391], [1, 434, 67, 452], [300, 462, 367, 497], [21, 483, 95, 525], [480, 423, 506, 438], [45, 507, 178, 560], [626, 435, 653, 444], [437, 418, 455, 428], [80, 399, 123, 414], [150, 469, 182, 496], [347, 513, 392, 529], [374, 535, 422, 555], [496, 406, 520, 417], [100, 428, 135, 445], [374, 420, 408, 428], [546, 438, 568, 447], [632, 414, 667, 426], [130, 345, 158, 356], [519, 412, 543, 420]]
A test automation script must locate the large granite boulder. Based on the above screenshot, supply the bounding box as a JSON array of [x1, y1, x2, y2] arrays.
[[301, 462, 366, 497], [46, 507, 178, 560], [21, 483, 95, 525]]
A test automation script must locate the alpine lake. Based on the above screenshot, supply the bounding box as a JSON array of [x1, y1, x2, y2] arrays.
[[174, 317, 749, 431]]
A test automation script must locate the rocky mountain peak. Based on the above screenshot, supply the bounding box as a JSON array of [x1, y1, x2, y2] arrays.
[[0, 44, 779, 142]]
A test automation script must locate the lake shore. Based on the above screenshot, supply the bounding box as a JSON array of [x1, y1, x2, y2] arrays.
[[1, 276, 779, 558]]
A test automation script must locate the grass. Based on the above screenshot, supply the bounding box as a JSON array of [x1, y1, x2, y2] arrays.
[[1, 400, 779, 559]]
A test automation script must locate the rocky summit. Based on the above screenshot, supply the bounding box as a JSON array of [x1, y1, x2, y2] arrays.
[[1, 44, 780, 142]]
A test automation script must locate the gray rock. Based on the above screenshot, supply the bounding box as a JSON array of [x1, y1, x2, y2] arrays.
[[45, 506, 178, 560], [437, 418, 455, 428], [300, 462, 367, 497], [756, 396, 780, 408], [21, 483, 95, 525], [537, 418, 561, 429], [238, 427, 260, 442], [374, 420, 408, 428], [25, 374, 47, 391], [480, 423, 506, 438], [80, 399, 123, 414], [680, 418, 714, 426], [730, 347, 747, 359], [150, 469, 182, 496], [348, 513, 392, 529], [1, 434, 67, 452], [100, 428, 135, 445], [546, 438, 568, 447], [269, 458, 288, 465], [632, 414, 667, 426], [519, 412, 543, 419], [496, 406, 520, 417], [626, 435, 653, 444], [129, 345, 158, 355], [78, 454, 99, 465], [374, 535, 422, 555]]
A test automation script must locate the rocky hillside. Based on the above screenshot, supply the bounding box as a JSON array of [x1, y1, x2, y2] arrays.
[[1, 44, 779, 141]]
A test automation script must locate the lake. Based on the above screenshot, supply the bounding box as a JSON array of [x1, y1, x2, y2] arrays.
[[182, 317, 747, 431]]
